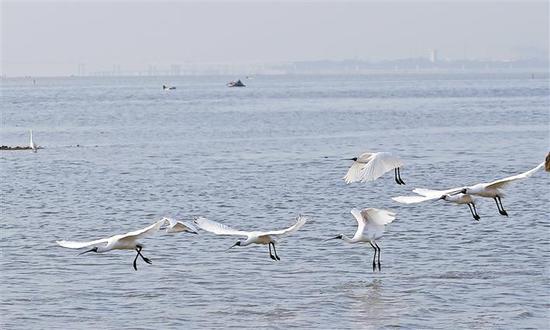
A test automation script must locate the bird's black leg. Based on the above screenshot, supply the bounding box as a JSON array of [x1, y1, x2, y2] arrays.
[[493, 197, 503, 214], [394, 168, 401, 185], [136, 246, 152, 265], [397, 167, 406, 185], [496, 196, 508, 217], [133, 250, 140, 271], [374, 242, 381, 271], [369, 242, 377, 272], [268, 243, 277, 260], [272, 243, 281, 261], [467, 203, 477, 220], [471, 203, 481, 220]]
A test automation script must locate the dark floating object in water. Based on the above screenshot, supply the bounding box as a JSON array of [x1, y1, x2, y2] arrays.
[[163, 85, 176, 90], [1, 145, 43, 151], [227, 79, 246, 87]]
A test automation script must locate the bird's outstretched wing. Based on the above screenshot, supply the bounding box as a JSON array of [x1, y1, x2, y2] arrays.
[[351, 208, 395, 239], [360, 152, 403, 182], [392, 195, 435, 204], [162, 217, 198, 234], [263, 215, 307, 237], [344, 162, 366, 184], [194, 217, 249, 236], [56, 238, 109, 249], [350, 208, 367, 235], [484, 162, 544, 189], [361, 208, 396, 226], [121, 219, 165, 240]]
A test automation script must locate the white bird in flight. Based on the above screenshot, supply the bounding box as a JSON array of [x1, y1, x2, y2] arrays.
[[29, 130, 37, 152], [394, 162, 544, 217], [393, 189, 481, 220], [326, 208, 396, 272], [194, 215, 307, 261], [456, 162, 545, 216], [57, 219, 165, 270], [344, 152, 405, 185]]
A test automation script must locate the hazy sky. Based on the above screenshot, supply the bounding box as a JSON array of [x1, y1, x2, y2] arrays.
[[1, 0, 548, 76]]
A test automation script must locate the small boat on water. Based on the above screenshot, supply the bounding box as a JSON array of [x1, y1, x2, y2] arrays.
[[163, 85, 176, 90], [227, 79, 246, 87]]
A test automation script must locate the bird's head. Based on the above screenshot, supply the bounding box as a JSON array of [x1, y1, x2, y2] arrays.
[[439, 195, 448, 200], [460, 188, 468, 194], [343, 157, 358, 161]]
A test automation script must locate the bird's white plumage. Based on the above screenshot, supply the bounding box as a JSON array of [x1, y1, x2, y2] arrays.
[[194, 217, 249, 236], [350, 208, 395, 241], [194, 216, 307, 238], [261, 215, 307, 237], [483, 162, 544, 190], [344, 152, 404, 184], [392, 187, 466, 204], [119, 219, 165, 241], [56, 219, 164, 251], [56, 238, 109, 249], [392, 195, 434, 204], [161, 217, 198, 234], [344, 161, 367, 184]]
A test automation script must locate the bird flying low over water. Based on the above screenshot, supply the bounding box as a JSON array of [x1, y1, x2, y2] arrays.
[[457, 162, 545, 216], [393, 162, 545, 217], [194, 216, 307, 261], [344, 152, 405, 185], [56, 217, 198, 270], [393, 189, 481, 220], [326, 208, 396, 272]]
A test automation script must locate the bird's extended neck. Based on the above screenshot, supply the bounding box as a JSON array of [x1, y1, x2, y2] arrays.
[[341, 234, 355, 243]]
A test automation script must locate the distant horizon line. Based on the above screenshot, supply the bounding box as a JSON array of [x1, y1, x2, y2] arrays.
[[3, 68, 549, 80]]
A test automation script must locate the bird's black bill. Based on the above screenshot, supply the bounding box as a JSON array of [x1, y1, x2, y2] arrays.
[[324, 236, 341, 242], [225, 242, 240, 251], [78, 248, 97, 255]]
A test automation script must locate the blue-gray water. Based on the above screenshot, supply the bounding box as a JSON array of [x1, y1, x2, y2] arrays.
[[1, 73, 549, 329]]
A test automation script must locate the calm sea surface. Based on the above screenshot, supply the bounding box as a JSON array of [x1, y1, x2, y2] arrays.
[[1, 73, 549, 329]]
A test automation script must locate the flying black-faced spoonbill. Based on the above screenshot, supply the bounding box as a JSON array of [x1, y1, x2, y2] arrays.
[[457, 162, 545, 216], [344, 152, 405, 185], [327, 208, 396, 272], [194, 215, 307, 261], [56, 219, 165, 270], [393, 188, 481, 220]]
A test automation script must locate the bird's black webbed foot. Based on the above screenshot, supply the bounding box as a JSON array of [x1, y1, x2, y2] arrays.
[[270, 254, 277, 261], [142, 257, 152, 264], [499, 210, 509, 217]]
